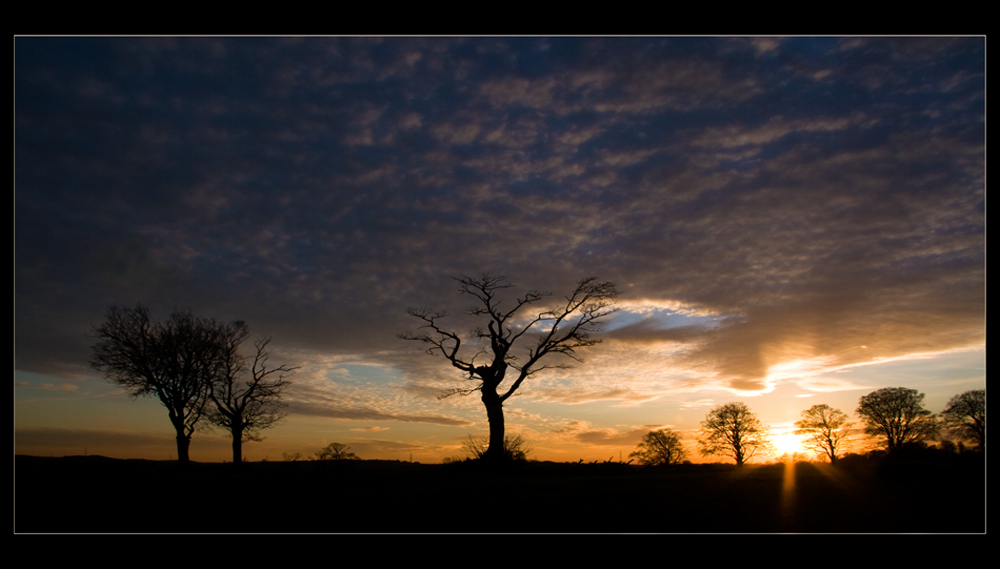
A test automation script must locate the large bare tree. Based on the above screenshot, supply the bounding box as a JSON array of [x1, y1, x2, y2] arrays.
[[698, 402, 770, 466], [794, 404, 853, 464], [207, 326, 298, 465], [400, 274, 619, 463], [91, 305, 228, 465]]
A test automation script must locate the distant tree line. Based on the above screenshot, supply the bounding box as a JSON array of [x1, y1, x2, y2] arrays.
[[280, 443, 361, 462], [629, 387, 984, 467]]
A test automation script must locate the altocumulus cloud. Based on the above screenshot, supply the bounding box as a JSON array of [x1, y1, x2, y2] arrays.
[[15, 37, 983, 453]]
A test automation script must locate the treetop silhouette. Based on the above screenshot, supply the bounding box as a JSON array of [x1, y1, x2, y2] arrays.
[[91, 305, 225, 465], [795, 404, 853, 464], [856, 387, 938, 453], [207, 328, 299, 465], [698, 402, 770, 466], [941, 389, 985, 450], [630, 428, 687, 466], [316, 442, 359, 461], [90, 304, 295, 465]]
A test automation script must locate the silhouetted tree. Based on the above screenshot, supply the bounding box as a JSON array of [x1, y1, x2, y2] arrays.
[[629, 429, 687, 466], [794, 404, 854, 464], [400, 274, 619, 463], [941, 389, 985, 450], [698, 402, 770, 466], [856, 387, 939, 453], [315, 442, 359, 461], [90, 305, 232, 465], [461, 433, 533, 461], [207, 328, 298, 465]]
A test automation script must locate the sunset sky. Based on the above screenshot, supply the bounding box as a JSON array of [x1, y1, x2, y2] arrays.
[[15, 36, 985, 464]]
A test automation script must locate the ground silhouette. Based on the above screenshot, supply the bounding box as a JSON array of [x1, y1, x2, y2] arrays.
[[14, 452, 984, 534]]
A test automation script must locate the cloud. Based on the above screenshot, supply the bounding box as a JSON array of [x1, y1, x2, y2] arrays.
[[546, 420, 690, 450], [289, 401, 473, 427], [15, 37, 984, 447], [15, 427, 176, 452], [17, 381, 78, 392], [690, 113, 876, 150], [574, 426, 648, 446]]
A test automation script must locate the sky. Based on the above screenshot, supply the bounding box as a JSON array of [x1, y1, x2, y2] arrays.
[[14, 36, 985, 464]]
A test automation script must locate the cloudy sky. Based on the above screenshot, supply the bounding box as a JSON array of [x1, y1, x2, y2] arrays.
[[15, 36, 985, 463]]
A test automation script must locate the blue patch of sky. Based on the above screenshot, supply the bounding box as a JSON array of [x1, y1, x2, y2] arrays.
[[606, 305, 719, 333], [327, 364, 397, 385], [856, 349, 984, 382], [821, 348, 984, 405], [15, 370, 62, 386]]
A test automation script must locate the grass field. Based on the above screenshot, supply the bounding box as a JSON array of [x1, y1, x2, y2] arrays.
[[14, 453, 985, 534]]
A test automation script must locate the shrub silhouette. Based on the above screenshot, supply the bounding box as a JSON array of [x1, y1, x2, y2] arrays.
[[462, 433, 532, 461]]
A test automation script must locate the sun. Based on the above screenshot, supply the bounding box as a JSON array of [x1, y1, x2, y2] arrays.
[[773, 433, 805, 456]]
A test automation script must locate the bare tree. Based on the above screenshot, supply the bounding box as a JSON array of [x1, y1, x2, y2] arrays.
[[941, 390, 985, 450], [400, 274, 619, 463], [315, 442, 359, 461], [794, 404, 853, 464], [207, 327, 298, 465], [90, 305, 229, 465], [856, 387, 939, 453], [698, 402, 770, 466], [629, 429, 688, 466]]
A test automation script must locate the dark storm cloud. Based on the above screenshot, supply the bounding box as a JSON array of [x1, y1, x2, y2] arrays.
[[16, 37, 984, 401]]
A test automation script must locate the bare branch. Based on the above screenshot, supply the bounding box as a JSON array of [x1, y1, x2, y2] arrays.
[[795, 404, 854, 463], [398, 307, 477, 375], [90, 305, 240, 465], [437, 385, 483, 400], [630, 429, 688, 466], [856, 387, 939, 453], [698, 402, 771, 466], [941, 390, 985, 449], [400, 275, 619, 463], [207, 332, 298, 457]]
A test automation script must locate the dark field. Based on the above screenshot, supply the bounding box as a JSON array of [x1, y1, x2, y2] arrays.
[[14, 454, 985, 534]]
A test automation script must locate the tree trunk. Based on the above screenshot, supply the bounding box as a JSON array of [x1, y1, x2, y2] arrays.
[[231, 427, 244, 465], [481, 386, 506, 463], [175, 433, 191, 465]]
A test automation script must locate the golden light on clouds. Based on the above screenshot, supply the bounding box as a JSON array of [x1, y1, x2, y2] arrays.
[[765, 355, 840, 383], [15, 37, 983, 465]]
